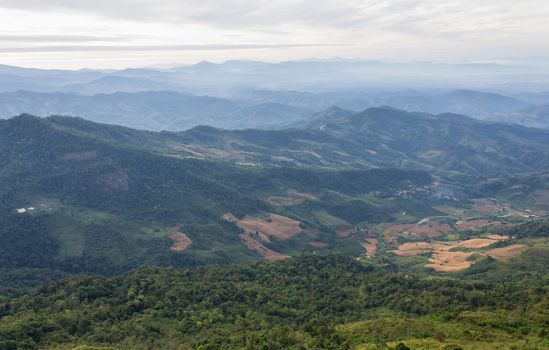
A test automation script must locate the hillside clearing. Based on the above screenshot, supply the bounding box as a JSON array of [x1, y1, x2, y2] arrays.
[[169, 232, 192, 252], [390, 235, 522, 271], [486, 244, 528, 261], [336, 226, 354, 237], [308, 241, 328, 249], [239, 233, 290, 261], [455, 219, 505, 231], [426, 251, 476, 272], [223, 213, 303, 240], [383, 223, 452, 241], [361, 238, 378, 258]]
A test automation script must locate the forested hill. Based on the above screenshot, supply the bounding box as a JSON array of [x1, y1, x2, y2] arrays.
[[0, 114, 431, 274], [1, 112, 548, 276], [0, 255, 546, 349], [179, 107, 549, 177], [0, 112, 548, 350], [5, 107, 549, 178]]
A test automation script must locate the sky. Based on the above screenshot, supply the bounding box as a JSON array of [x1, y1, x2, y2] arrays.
[[0, 0, 548, 69]]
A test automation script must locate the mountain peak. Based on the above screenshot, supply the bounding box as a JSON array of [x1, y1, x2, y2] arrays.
[[9, 113, 42, 122]]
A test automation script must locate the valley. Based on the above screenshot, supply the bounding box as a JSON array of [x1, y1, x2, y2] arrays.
[[0, 108, 548, 350], [2, 2, 549, 348], [1, 109, 547, 280]]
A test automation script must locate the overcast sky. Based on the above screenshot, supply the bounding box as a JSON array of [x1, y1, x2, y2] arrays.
[[0, 0, 548, 69]]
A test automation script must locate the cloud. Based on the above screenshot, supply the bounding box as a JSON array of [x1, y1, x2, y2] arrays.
[[0, 34, 126, 42], [0, 43, 341, 53], [1, 0, 547, 35], [0, 0, 547, 68]]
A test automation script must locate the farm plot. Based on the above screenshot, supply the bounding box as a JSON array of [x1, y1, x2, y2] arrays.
[[240, 234, 290, 261], [169, 232, 192, 252], [336, 226, 354, 238], [224, 213, 303, 241], [455, 219, 506, 231], [223, 212, 302, 260], [308, 241, 328, 249], [360, 239, 378, 258], [486, 244, 528, 261], [390, 235, 523, 272], [383, 223, 452, 241]]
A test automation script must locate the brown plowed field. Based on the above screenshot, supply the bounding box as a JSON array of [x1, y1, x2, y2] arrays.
[[383, 223, 452, 240], [336, 226, 353, 237], [240, 233, 290, 261], [308, 241, 328, 249], [426, 251, 475, 272], [390, 235, 522, 272], [169, 232, 192, 251], [486, 244, 528, 261], [224, 213, 302, 261], [455, 219, 505, 231], [224, 213, 302, 240], [361, 239, 378, 258]]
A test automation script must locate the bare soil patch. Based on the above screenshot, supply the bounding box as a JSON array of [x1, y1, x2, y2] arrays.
[[169, 232, 192, 251], [224, 213, 302, 260], [487, 234, 507, 240], [336, 226, 353, 238], [223, 213, 238, 223], [383, 224, 413, 239], [169, 143, 206, 158], [224, 213, 303, 241], [454, 237, 507, 249], [455, 219, 505, 231], [486, 244, 528, 261], [390, 235, 517, 271], [308, 241, 328, 249], [361, 238, 378, 258], [240, 233, 290, 261], [383, 223, 452, 241], [426, 251, 475, 272], [391, 242, 451, 257]]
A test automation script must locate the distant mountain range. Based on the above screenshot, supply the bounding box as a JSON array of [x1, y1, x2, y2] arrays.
[[1, 60, 549, 130], [1, 88, 549, 130], [2, 59, 549, 93], [0, 90, 314, 130]]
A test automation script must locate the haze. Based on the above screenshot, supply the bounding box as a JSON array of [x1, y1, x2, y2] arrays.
[[1, 0, 549, 69]]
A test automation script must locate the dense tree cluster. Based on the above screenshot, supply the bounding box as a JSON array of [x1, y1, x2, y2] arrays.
[[0, 255, 547, 349]]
